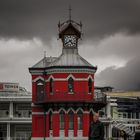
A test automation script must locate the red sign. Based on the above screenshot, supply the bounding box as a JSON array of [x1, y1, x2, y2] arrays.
[[0, 83, 19, 92], [0, 84, 3, 90]]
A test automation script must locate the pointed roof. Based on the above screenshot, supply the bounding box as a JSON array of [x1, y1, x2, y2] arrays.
[[31, 53, 95, 68], [32, 57, 57, 68], [30, 49, 97, 70], [30, 12, 97, 71], [59, 22, 81, 38], [48, 49, 93, 67]]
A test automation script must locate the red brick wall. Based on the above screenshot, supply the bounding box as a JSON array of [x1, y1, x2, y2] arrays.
[[52, 112, 60, 137], [83, 112, 90, 137], [32, 115, 44, 137], [32, 72, 94, 103]]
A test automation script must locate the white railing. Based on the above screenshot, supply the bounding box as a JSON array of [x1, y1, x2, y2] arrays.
[[0, 138, 29, 140], [10, 137, 30, 140], [0, 137, 30, 140]]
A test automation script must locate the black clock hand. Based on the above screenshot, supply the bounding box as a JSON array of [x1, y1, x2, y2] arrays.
[[65, 41, 70, 45]]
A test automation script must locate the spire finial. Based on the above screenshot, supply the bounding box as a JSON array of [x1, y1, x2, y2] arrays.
[[44, 51, 46, 58], [68, 5, 72, 21]]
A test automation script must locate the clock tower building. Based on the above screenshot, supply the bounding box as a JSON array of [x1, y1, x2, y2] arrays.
[[29, 11, 106, 140]]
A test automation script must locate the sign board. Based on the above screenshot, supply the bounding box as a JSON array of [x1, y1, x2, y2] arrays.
[[0, 83, 19, 92]]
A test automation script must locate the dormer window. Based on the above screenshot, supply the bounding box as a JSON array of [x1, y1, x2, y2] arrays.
[[68, 77, 74, 93], [50, 78, 53, 94], [88, 78, 92, 94]]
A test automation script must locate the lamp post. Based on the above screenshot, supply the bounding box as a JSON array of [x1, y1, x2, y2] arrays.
[[43, 69, 46, 140]]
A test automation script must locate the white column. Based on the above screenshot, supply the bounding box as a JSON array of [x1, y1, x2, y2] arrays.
[[108, 123, 112, 138], [9, 102, 13, 118], [7, 123, 10, 140], [106, 96, 111, 119]]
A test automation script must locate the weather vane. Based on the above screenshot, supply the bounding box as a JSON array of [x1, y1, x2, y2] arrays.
[[68, 5, 72, 21], [58, 5, 83, 38]]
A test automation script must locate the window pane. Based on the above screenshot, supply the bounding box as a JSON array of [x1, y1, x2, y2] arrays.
[[50, 79, 53, 93], [77, 115, 82, 130], [68, 111, 74, 130], [49, 112, 52, 130], [88, 79, 92, 93], [60, 112, 65, 130], [37, 85, 44, 94], [36, 81, 45, 101], [68, 78, 74, 92]]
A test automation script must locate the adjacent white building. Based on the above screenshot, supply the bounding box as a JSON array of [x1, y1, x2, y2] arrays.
[[0, 83, 31, 140]]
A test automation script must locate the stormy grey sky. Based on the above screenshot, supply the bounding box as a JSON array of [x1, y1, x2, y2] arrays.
[[0, 0, 140, 91]]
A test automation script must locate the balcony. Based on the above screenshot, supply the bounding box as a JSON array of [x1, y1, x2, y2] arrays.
[[35, 91, 107, 105], [0, 110, 9, 118], [94, 93, 106, 103], [13, 110, 32, 118]]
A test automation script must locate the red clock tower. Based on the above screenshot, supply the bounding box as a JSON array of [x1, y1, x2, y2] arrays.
[[29, 12, 106, 140]]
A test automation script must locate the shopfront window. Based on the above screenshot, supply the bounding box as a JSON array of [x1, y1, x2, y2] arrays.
[[77, 110, 83, 130], [60, 110, 65, 130], [68, 110, 74, 130], [0, 103, 9, 118]]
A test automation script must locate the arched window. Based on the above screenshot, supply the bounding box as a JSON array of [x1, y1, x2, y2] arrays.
[[68, 110, 74, 130], [49, 111, 53, 130], [50, 78, 53, 94], [60, 110, 65, 130], [36, 80, 45, 101], [68, 77, 74, 93], [77, 110, 83, 130], [88, 78, 92, 93]]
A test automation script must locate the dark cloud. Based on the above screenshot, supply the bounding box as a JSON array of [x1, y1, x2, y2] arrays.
[[0, 0, 140, 91], [80, 33, 140, 60], [0, 0, 140, 42], [95, 55, 140, 91]]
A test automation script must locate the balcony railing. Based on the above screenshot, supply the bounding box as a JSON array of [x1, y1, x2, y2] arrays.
[[0, 110, 9, 118], [14, 110, 32, 118], [94, 94, 106, 103], [35, 91, 106, 104]]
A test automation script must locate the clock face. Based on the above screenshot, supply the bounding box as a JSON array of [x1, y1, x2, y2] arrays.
[[64, 35, 77, 47]]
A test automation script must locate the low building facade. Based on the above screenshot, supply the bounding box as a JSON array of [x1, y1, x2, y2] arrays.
[[99, 90, 140, 139], [0, 83, 140, 140], [0, 82, 32, 140]]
